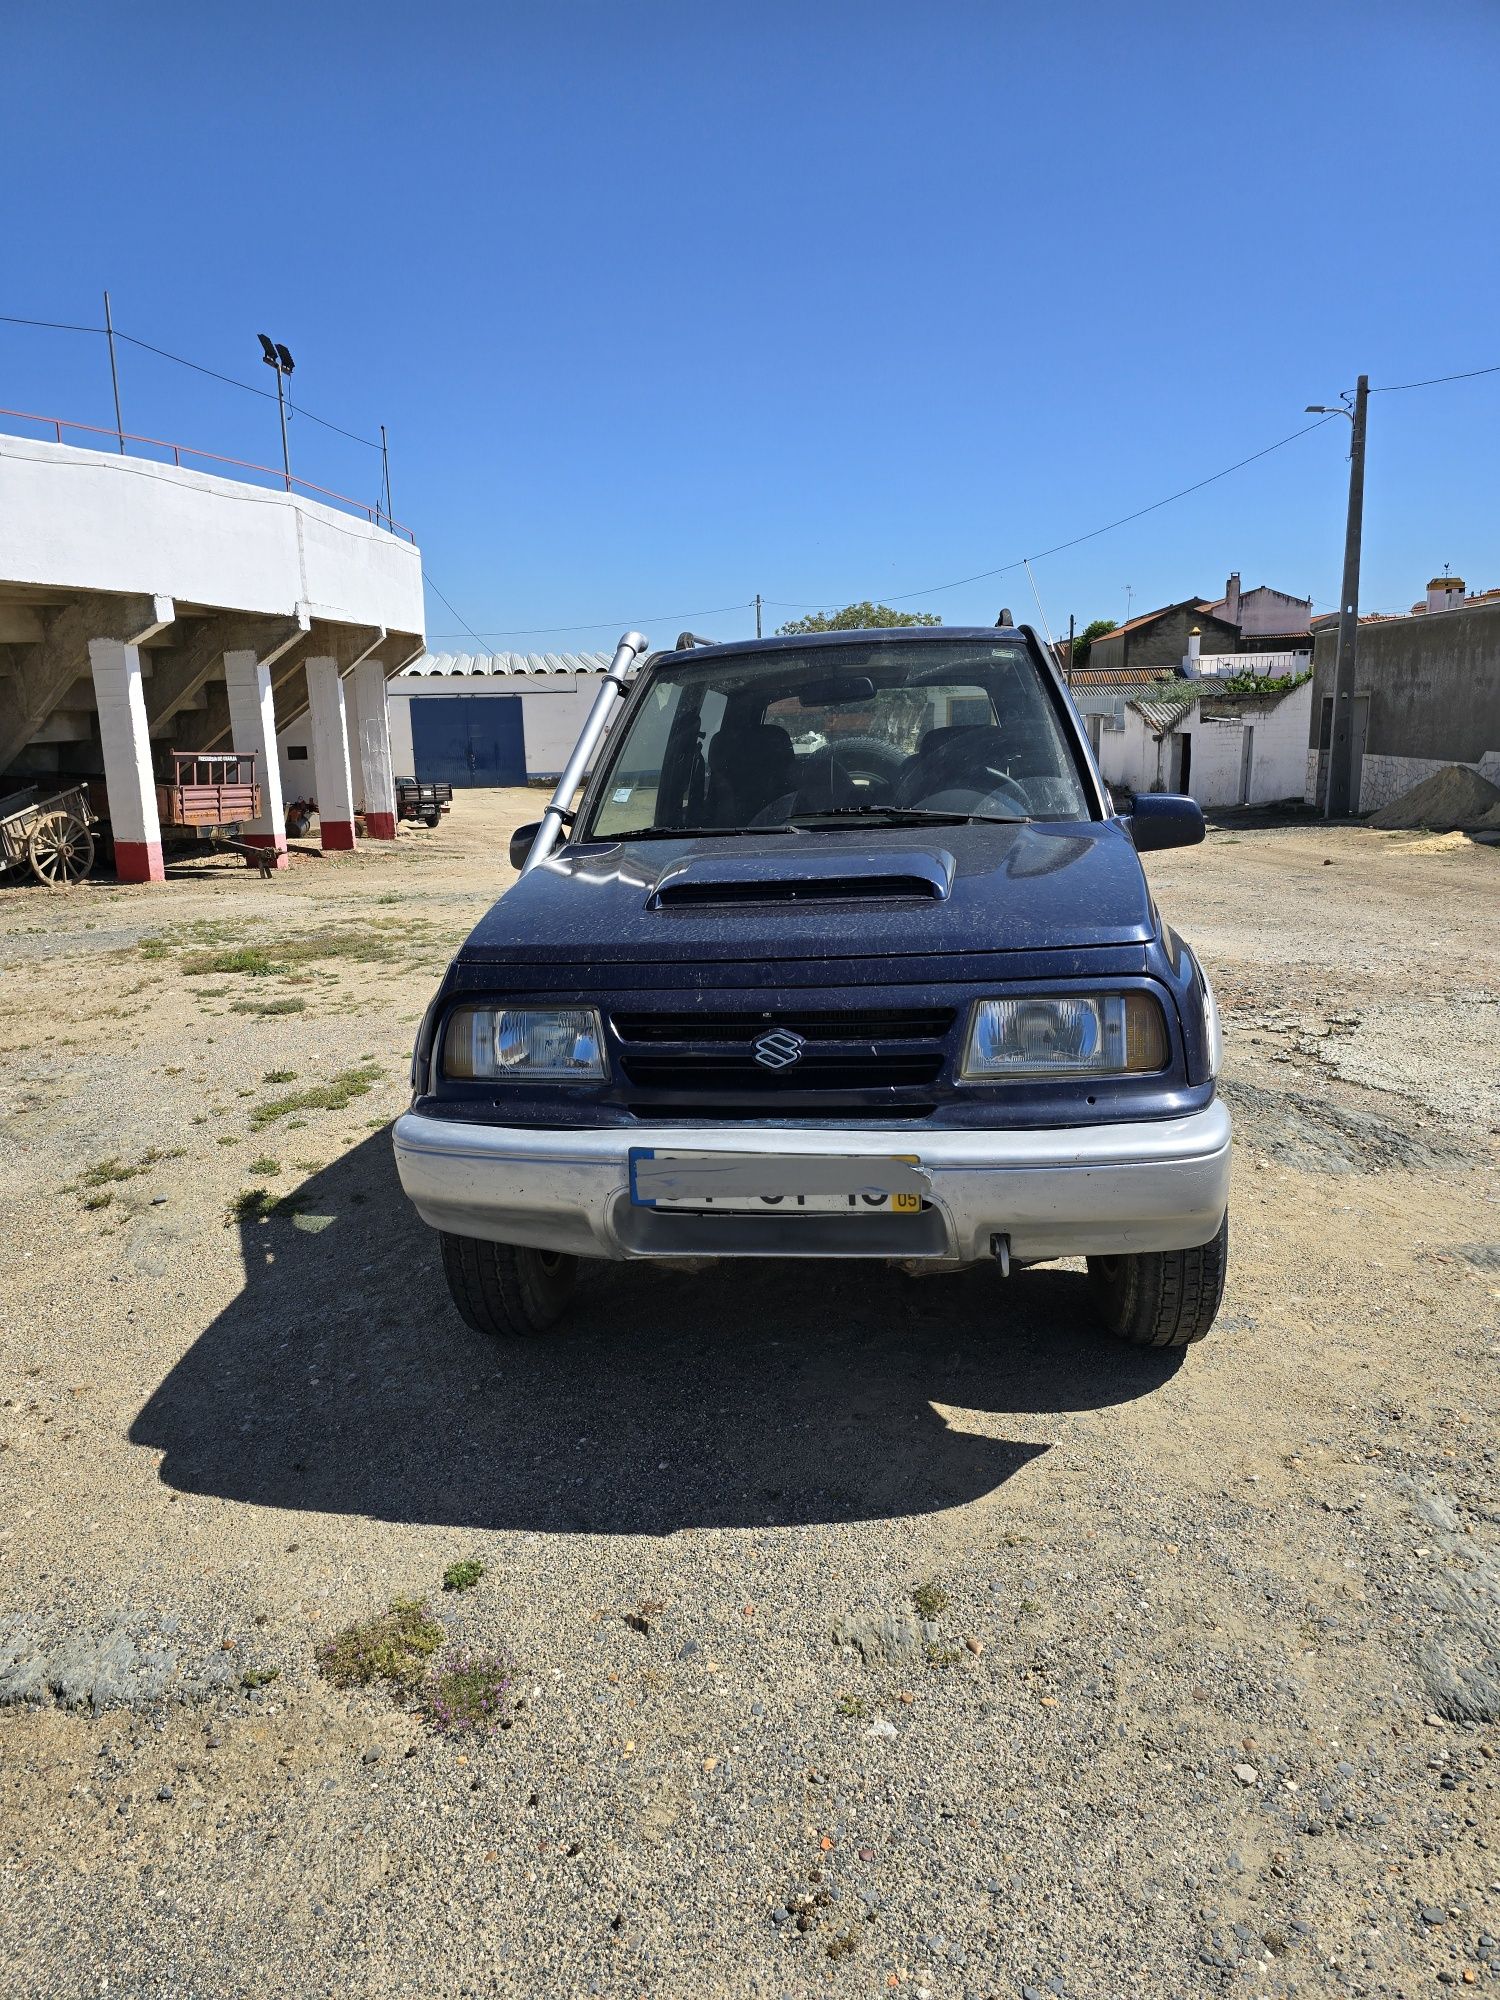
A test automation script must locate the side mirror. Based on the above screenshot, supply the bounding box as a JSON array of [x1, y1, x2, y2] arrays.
[[1125, 793, 1204, 852], [509, 820, 542, 870]]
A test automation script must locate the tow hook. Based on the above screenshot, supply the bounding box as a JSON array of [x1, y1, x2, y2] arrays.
[[989, 1232, 1011, 1277]]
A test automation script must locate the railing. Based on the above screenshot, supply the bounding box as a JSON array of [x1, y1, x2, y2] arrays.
[[1194, 650, 1310, 677], [0, 406, 414, 542]]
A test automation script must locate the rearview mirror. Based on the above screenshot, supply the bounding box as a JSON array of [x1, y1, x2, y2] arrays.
[[797, 676, 876, 706], [509, 820, 542, 870], [1125, 793, 1204, 852]]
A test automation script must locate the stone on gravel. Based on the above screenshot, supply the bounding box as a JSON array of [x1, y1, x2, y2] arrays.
[[830, 1611, 940, 1664]]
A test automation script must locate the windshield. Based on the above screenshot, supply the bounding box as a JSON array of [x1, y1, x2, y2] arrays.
[[584, 638, 1092, 839]]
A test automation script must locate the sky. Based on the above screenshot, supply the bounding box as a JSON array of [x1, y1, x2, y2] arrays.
[[5, 0, 1500, 651]]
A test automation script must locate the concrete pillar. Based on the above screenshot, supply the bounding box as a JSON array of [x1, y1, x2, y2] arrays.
[[89, 638, 164, 883], [351, 659, 397, 838], [305, 657, 356, 851], [223, 650, 289, 869]]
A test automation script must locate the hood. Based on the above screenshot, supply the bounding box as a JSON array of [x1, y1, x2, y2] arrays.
[[458, 820, 1157, 966]]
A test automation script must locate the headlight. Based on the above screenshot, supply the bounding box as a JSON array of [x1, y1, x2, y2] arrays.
[[960, 993, 1168, 1079], [443, 1005, 606, 1081]]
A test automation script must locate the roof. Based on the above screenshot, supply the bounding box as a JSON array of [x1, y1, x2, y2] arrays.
[[1066, 667, 1178, 688], [1098, 598, 1234, 642], [1128, 690, 1200, 733], [401, 650, 613, 677]]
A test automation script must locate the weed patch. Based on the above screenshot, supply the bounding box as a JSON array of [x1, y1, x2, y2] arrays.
[[443, 1559, 485, 1593], [422, 1647, 513, 1736], [247, 1156, 281, 1177], [834, 1693, 869, 1720], [912, 1580, 949, 1620], [317, 1597, 445, 1692], [240, 1666, 280, 1690], [250, 1063, 382, 1130], [230, 997, 306, 1017]]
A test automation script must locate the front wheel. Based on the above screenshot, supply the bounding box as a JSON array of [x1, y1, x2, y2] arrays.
[[440, 1233, 578, 1338], [1086, 1212, 1228, 1348]]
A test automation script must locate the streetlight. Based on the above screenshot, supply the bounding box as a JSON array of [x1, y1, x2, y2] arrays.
[[257, 334, 295, 490], [1306, 378, 1369, 818]]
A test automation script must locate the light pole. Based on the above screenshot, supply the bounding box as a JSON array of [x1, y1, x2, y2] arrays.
[[1306, 377, 1368, 817], [257, 334, 295, 490]]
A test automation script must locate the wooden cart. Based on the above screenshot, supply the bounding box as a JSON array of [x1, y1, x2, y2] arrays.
[[156, 751, 260, 828], [0, 782, 98, 886]]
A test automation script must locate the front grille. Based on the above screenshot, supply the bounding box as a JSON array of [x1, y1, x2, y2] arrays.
[[610, 1007, 955, 1096]]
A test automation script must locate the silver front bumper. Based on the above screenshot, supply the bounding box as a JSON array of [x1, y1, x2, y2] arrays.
[[392, 1101, 1231, 1264]]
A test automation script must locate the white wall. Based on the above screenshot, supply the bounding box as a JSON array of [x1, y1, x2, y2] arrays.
[[0, 434, 423, 634], [1098, 681, 1312, 806]]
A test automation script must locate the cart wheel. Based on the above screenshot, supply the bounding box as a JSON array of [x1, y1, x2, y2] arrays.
[[28, 811, 95, 886]]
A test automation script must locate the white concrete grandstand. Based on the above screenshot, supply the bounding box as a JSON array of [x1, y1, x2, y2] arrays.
[[0, 430, 423, 880]]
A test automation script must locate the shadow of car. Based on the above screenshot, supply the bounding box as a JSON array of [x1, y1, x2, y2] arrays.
[[130, 1130, 1182, 1535]]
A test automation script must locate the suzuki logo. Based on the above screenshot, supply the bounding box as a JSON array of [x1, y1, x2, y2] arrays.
[[752, 1028, 805, 1071]]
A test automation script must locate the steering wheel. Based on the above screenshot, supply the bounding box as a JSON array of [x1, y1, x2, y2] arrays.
[[894, 737, 1032, 814]]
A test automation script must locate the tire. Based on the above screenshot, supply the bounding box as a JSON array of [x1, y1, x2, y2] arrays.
[[422, 808, 441, 828], [1086, 1211, 1228, 1348], [440, 1232, 578, 1338], [286, 810, 312, 839]]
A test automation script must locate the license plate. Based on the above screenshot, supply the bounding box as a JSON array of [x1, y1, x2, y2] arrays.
[[628, 1149, 925, 1214]]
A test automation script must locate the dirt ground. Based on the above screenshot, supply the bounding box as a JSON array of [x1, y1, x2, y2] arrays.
[[1, 794, 1497, 2000]]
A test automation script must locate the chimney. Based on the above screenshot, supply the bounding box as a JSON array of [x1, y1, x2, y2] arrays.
[[1183, 627, 1202, 678], [1426, 573, 1465, 614], [1223, 572, 1241, 626]]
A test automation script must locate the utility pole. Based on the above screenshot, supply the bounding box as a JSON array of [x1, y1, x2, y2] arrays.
[[380, 424, 393, 528], [1067, 611, 1075, 687], [102, 291, 125, 452], [1321, 374, 1369, 818], [755, 593, 762, 639]]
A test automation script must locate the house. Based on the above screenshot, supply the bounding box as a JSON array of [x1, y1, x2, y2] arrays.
[[1086, 600, 1240, 677], [1094, 675, 1313, 809], [1204, 572, 1313, 647], [1304, 577, 1500, 811]]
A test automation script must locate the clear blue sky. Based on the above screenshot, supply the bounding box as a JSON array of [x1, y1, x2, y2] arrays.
[[6, 0, 1499, 647]]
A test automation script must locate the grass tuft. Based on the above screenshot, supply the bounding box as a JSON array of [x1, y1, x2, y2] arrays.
[[240, 1666, 280, 1690], [247, 1156, 281, 1177], [912, 1580, 949, 1620], [442, 1559, 485, 1593], [317, 1597, 445, 1692]]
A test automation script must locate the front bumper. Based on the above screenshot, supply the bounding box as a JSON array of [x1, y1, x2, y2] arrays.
[[392, 1101, 1231, 1264]]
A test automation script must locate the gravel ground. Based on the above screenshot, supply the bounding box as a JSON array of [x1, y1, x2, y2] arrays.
[[1, 797, 1497, 2000]]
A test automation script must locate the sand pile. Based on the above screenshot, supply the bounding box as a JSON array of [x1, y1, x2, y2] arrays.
[[1369, 764, 1500, 831]]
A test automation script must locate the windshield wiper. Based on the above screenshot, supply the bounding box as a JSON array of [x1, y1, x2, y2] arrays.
[[788, 806, 1030, 827], [597, 823, 800, 841]]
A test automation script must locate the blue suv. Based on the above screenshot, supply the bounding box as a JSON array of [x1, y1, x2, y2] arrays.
[[395, 625, 1229, 1348]]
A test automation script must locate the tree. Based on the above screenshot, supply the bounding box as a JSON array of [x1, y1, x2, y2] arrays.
[[1070, 617, 1117, 671], [775, 601, 942, 635]]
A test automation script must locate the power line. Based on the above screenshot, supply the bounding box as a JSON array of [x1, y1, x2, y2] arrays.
[[1372, 361, 1500, 394], [113, 330, 382, 448], [767, 414, 1342, 613], [0, 311, 104, 334], [421, 570, 491, 650], [2, 308, 381, 448]]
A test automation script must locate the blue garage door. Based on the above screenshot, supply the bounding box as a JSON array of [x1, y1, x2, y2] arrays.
[[410, 696, 526, 787]]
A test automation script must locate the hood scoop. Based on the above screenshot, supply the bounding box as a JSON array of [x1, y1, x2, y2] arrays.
[[647, 847, 955, 910]]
